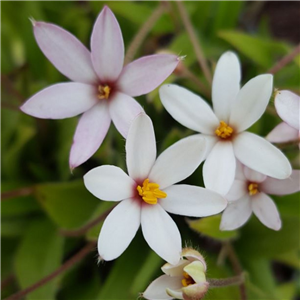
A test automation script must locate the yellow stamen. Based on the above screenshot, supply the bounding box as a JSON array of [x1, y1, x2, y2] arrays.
[[215, 121, 234, 139], [97, 85, 111, 100], [137, 179, 167, 205], [181, 271, 195, 287], [248, 183, 259, 196]]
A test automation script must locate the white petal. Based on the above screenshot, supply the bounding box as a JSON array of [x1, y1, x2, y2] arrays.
[[149, 135, 206, 190], [69, 103, 111, 169], [230, 74, 273, 132], [220, 195, 252, 230], [141, 204, 181, 265], [109, 92, 144, 138], [233, 132, 292, 179], [252, 193, 281, 231], [126, 113, 156, 181], [243, 166, 267, 183], [160, 185, 227, 217], [159, 84, 219, 134], [98, 198, 141, 260], [235, 159, 246, 180], [266, 122, 299, 143], [84, 165, 135, 201], [226, 180, 247, 202], [203, 141, 236, 196], [212, 51, 241, 122], [202, 134, 218, 159], [260, 170, 300, 195], [162, 260, 189, 277], [275, 90, 300, 130]]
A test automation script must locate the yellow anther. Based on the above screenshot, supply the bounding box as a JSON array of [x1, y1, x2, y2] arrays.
[[181, 271, 195, 287], [137, 179, 167, 205], [97, 85, 111, 100], [248, 183, 259, 196], [215, 121, 234, 139]]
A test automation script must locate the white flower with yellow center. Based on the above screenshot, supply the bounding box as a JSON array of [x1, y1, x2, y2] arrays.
[[159, 51, 292, 196], [84, 113, 227, 264]]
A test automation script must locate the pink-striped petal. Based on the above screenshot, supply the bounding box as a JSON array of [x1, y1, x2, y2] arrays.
[[117, 54, 179, 97], [20, 83, 97, 119], [33, 22, 98, 84], [91, 6, 124, 82], [243, 166, 267, 183], [267, 122, 299, 143], [69, 103, 111, 169]]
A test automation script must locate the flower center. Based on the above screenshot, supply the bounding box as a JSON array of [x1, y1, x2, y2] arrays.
[[136, 179, 167, 205], [97, 85, 111, 100], [215, 121, 233, 139], [182, 271, 195, 287], [248, 183, 259, 196]]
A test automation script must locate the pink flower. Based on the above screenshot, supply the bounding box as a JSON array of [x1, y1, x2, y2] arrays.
[[20, 6, 179, 169]]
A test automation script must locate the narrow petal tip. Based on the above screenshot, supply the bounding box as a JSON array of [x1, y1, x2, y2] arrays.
[[29, 17, 36, 26]]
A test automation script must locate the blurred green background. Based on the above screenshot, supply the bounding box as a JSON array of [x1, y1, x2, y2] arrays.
[[1, 1, 299, 300]]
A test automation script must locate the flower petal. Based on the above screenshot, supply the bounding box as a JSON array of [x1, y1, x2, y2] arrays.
[[20, 83, 97, 119], [98, 198, 140, 260], [260, 170, 300, 195], [162, 260, 189, 277], [202, 134, 218, 159], [243, 166, 267, 183], [141, 204, 181, 265], [267, 122, 299, 143], [226, 180, 247, 202], [149, 135, 206, 190], [126, 113, 156, 181], [212, 51, 241, 122], [275, 90, 300, 130], [251, 193, 281, 231], [160, 185, 227, 217], [203, 141, 236, 196], [159, 84, 219, 134], [118, 54, 179, 97], [233, 132, 292, 179], [84, 165, 135, 201], [220, 195, 252, 230], [182, 282, 209, 300], [69, 103, 111, 169], [230, 74, 273, 132], [91, 6, 124, 82], [33, 22, 98, 84], [109, 92, 144, 138]]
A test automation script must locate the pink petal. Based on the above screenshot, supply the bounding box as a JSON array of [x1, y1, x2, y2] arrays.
[[69, 103, 111, 169], [91, 6, 124, 82], [243, 166, 267, 183], [251, 193, 281, 231], [117, 54, 179, 97], [267, 122, 299, 143], [98, 198, 141, 260], [260, 170, 300, 195], [109, 92, 144, 138], [33, 22, 98, 84], [141, 204, 181, 265], [226, 180, 247, 202], [20, 83, 97, 119]]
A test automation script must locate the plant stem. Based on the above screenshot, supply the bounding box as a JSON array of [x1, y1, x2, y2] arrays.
[[1, 186, 35, 201], [208, 273, 245, 288], [1, 274, 15, 290]]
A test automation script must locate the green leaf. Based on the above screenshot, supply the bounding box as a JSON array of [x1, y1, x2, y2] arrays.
[[272, 250, 300, 269], [1, 217, 30, 237], [276, 282, 297, 300]]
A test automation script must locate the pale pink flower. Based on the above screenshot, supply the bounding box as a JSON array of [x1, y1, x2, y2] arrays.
[[84, 114, 227, 264], [159, 51, 292, 196], [20, 6, 179, 169], [220, 161, 300, 231]]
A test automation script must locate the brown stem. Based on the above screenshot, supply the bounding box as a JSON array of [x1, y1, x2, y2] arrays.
[[268, 43, 300, 74], [4, 242, 96, 300], [176, 1, 212, 85], [208, 273, 245, 288], [1, 274, 15, 290], [1, 186, 35, 201]]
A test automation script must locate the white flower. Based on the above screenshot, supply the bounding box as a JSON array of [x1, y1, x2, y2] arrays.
[[159, 51, 292, 196], [220, 161, 300, 231], [84, 113, 227, 264]]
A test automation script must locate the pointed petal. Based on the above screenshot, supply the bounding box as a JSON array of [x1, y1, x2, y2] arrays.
[[226, 180, 247, 202], [267, 122, 299, 143], [98, 198, 140, 260], [109, 92, 144, 138], [203, 141, 236, 196], [141, 204, 181, 265], [84, 165, 135, 201], [159, 84, 219, 134], [230, 74, 273, 132], [220, 195, 252, 230], [20, 83, 97, 119], [212, 51, 241, 122], [252, 193, 281, 231], [260, 170, 300, 195], [118, 54, 179, 97], [160, 185, 227, 217], [275, 90, 300, 130], [243, 166, 267, 183], [233, 132, 292, 179], [149, 135, 206, 190], [126, 113, 156, 180], [91, 6, 124, 82], [33, 22, 98, 84], [69, 103, 111, 169]]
